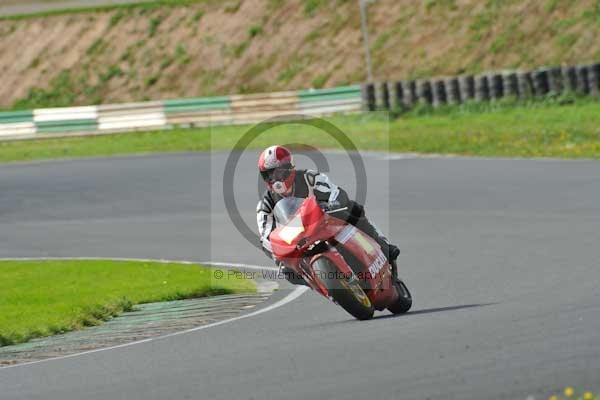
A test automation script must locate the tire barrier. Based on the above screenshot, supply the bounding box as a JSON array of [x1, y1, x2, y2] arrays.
[[458, 75, 475, 101], [547, 67, 563, 94], [474, 74, 490, 102], [375, 82, 390, 110], [387, 81, 400, 111], [402, 80, 417, 108], [517, 71, 534, 98], [445, 77, 461, 105], [362, 83, 376, 111], [531, 69, 550, 96], [488, 73, 504, 100], [431, 79, 447, 107], [416, 80, 433, 105], [357, 61, 600, 113], [503, 72, 518, 98], [562, 66, 578, 93], [588, 63, 600, 96], [575, 64, 590, 95]]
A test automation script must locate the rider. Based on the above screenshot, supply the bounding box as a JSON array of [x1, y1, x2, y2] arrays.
[[256, 145, 400, 285]]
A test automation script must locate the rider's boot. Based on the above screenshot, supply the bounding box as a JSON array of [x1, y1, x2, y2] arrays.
[[380, 240, 401, 263]]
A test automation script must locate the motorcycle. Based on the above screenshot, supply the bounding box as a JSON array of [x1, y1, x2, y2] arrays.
[[269, 195, 412, 320]]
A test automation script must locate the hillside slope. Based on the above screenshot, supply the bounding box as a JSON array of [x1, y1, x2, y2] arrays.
[[1, 0, 600, 109]]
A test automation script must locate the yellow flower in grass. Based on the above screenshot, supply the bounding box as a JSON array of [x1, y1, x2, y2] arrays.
[[564, 387, 574, 397], [549, 395, 559, 400], [583, 392, 594, 400]]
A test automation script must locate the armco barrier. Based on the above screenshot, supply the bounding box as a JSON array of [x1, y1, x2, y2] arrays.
[[0, 110, 35, 138], [0, 85, 362, 140], [299, 86, 362, 116], [164, 96, 231, 126], [98, 101, 165, 132], [230, 91, 298, 125], [34, 106, 98, 134]]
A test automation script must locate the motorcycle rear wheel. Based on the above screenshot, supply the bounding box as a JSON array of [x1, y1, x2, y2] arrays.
[[387, 279, 412, 314], [312, 257, 374, 320]]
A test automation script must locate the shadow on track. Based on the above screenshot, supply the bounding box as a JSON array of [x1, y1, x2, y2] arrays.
[[307, 303, 496, 329], [372, 303, 496, 320]]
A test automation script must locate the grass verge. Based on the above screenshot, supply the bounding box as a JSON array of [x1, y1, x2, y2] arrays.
[[0, 259, 255, 346], [1, 99, 600, 163]]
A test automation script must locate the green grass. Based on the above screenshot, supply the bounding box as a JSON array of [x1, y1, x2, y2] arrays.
[[303, 0, 321, 17], [0, 259, 255, 346], [1, 99, 600, 163], [12, 70, 77, 110], [311, 73, 330, 89], [148, 16, 163, 36], [248, 25, 263, 38]]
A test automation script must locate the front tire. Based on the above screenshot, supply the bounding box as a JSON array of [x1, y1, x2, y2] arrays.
[[388, 279, 412, 314], [312, 257, 374, 320]]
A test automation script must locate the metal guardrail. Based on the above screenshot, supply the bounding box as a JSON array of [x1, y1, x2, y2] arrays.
[[0, 85, 363, 141]]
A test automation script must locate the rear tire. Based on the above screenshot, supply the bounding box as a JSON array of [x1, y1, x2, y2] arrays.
[[312, 257, 374, 320], [388, 279, 412, 314]]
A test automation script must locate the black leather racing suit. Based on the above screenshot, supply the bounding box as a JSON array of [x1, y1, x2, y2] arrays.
[[256, 169, 397, 278]]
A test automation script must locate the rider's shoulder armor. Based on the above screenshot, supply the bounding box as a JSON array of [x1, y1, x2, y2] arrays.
[[304, 169, 319, 186], [260, 189, 277, 212]]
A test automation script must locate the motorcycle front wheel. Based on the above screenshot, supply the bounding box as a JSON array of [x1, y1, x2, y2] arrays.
[[312, 257, 374, 320]]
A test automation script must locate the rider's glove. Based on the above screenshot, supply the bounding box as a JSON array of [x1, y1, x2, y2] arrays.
[[319, 200, 341, 212]]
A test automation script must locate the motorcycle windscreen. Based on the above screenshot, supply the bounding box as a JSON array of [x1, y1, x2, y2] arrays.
[[274, 197, 307, 245], [273, 197, 305, 225]]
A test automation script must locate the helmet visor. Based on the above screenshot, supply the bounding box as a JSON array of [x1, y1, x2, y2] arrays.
[[260, 166, 292, 183]]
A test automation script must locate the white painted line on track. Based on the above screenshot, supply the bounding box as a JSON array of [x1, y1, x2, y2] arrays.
[[3, 150, 597, 170], [0, 257, 306, 370]]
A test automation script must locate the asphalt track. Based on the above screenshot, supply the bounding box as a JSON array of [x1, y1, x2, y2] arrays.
[[0, 152, 599, 400], [0, 0, 151, 17]]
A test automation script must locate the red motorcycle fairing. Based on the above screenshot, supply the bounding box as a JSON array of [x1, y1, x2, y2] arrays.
[[308, 249, 356, 297], [333, 224, 398, 310], [270, 196, 399, 311], [269, 196, 326, 259]]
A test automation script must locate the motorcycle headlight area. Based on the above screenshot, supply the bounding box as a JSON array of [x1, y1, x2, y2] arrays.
[[279, 214, 305, 244]]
